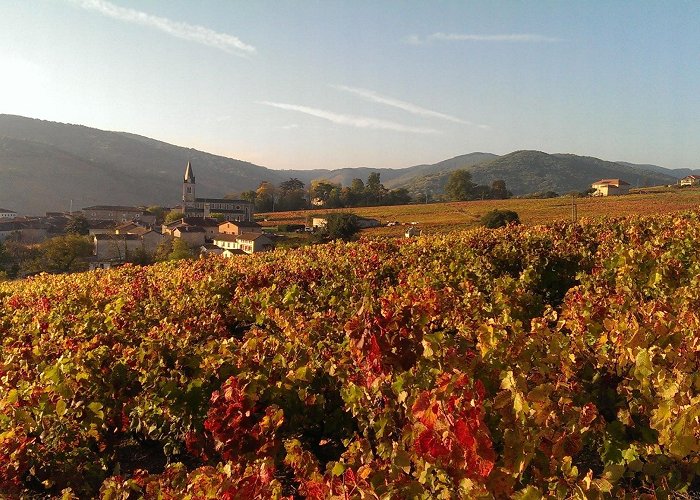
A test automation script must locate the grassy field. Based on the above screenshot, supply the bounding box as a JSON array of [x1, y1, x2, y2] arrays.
[[260, 187, 700, 237]]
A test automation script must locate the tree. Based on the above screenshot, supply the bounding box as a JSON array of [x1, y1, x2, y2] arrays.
[[350, 178, 365, 194], [153, 238, 174, 262], [65, 215, 90, 235], [445, 170, 476, 201], [0, 240, 9, 269], [168, 238, 194, 260], [0, 241, 13, 279], [125, 247, 152, 266], [278, 178, 306, 211], [489, 180, 511, 200], [240, 190, 257, 205], [164, 210, 184, 224], [364, 172, 387, 206], [310, 180, 340, 206], [21, 234, 93, 274], [255, 182, 278, 212], [386, 188, 412, 205], [472, 185, 491, 200], [326, 187, 344, 208], [345, 178, 366, 206], [279, 178, 305, 193], [481, 209, 520, 229], [146, 206, 168, 225], [2, 239, 34, 278], [320, 213, 360, 241]]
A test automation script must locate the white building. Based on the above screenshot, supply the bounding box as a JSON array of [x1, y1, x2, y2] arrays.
[[591, 179, 630, 196], [0, 208, 17, 220], [680, 175, 700, 187]]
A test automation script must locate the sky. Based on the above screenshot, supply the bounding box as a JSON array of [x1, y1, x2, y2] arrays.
[[1, 1, 699, 170]]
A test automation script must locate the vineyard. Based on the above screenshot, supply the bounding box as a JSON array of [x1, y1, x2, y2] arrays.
[[261, 188, 700, 235], [1, 210, 700, 498]]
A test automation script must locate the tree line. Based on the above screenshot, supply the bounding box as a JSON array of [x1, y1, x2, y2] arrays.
[[235, 173, 412, 212], [444, 170, 512, 201], [233, 169, 511, 212]]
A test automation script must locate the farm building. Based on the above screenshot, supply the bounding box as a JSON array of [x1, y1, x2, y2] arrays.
[[680, 175, 700, 187], [591, 179, 630, 196]]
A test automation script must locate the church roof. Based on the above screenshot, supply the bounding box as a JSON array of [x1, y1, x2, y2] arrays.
[[184, 161, 195, 183], [190, 198, 250, 204]]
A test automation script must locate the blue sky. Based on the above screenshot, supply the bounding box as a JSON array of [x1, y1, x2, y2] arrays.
[[1, 1, 699, 170]]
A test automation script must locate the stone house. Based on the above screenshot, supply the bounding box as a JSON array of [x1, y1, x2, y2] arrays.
[[172, 226, 206, 247], [93, 234, 143, 261], [0, 220, 48, 243], [218, 221, 263, 235], [163, 217, 220, 241], [82, 206, 156, 225]]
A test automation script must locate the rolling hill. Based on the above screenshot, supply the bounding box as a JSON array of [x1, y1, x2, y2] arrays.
[[0, 114, 689, 214], [398, 151, 680, 198]]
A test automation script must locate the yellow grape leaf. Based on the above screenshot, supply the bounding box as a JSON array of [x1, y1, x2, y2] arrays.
[[634, 349, 653, 381], [56, 399, 67, 417], [527, 383, 553, 403]]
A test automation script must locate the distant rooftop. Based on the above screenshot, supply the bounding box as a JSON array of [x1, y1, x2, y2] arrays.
[[592, 179, 630, 186], [83, 205, 146, 212], [94, 233, 141, 241], [191, 198, 250, 204], [221, 221, 261, 228]]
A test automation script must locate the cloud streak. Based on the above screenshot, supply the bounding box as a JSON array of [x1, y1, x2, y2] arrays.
[[406, 33, 560, 45], [68, 0, 256, 56], [258, 101, 440, 134], [333, 84, 482, 126]]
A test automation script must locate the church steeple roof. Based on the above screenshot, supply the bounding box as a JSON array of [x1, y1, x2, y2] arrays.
[[184, 161, 195, 183]]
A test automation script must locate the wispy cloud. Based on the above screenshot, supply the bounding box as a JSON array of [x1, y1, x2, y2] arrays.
[[333, 84, 481, 126], [281, 123, 300, 130], [258, 101, 440, 134], [67, 0, 256, 56], [406, 32, 560, 45]]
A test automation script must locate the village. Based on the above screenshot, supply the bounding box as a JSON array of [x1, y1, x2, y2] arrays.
[[0, 162, 389, 275], [1, 163, 700, 276]]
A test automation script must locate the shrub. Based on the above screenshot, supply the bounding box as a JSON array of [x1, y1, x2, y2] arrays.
[[480, 209, 520, 228], [278, 224, 305, 232], [321, 213, 359, 240]]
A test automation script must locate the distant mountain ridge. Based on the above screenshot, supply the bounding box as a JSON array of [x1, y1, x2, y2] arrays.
[[396, 151, 680, 199], [0, 114, 691, 215], [468, 151, 678, 195]]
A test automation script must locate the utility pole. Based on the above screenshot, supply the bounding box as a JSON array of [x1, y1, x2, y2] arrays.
[[571, 194, 578, 222]]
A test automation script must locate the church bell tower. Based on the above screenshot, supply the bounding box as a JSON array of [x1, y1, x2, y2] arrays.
[[183, 161, 196, 204]]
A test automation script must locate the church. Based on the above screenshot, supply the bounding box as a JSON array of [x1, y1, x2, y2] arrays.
[[182, 162, 254, 221]]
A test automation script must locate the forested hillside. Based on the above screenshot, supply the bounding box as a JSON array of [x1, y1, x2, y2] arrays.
[[1, 210, 700, 497], [400, 150, 679, 198]]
